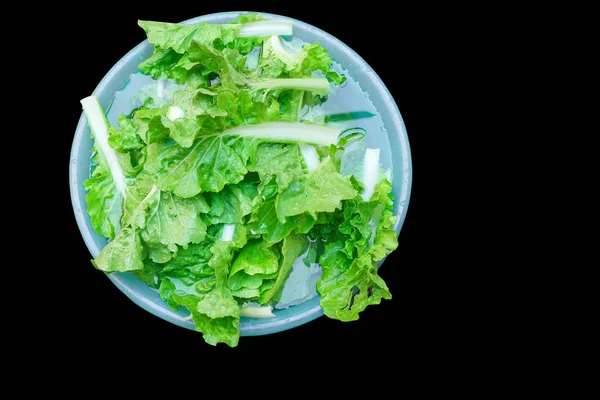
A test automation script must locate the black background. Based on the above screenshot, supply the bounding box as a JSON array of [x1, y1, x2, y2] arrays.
[[54, 5, 420, 360]]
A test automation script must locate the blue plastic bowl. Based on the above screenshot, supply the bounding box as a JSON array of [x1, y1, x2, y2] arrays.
[[69, 11, 412, 336]]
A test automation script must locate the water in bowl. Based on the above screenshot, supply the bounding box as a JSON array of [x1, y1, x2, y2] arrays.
[[101, 50, 393, 310]]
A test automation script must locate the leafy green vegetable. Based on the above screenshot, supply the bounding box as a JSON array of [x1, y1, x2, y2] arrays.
[[204, 174, 258, 224], [145, 136, 248, 197], [139, 15, 292, 80], [159, 87, 226, 148], [297, 43, 346, 85], [248, 175, 317, 243], [80, 13, 399, 347], [317, 254, 391, 321], [312, 179, 398, 319], [141, 190, 209, 256], [259, 35, 346, 85], [91, 184, 159, 272], [248, 142, 304, 189], [108, 113, 145, 151], [82, 96, 128, 240], [259, 233, 309, 304], [158, 242, 215, 288], [276, 157, 358, 219], [227, 239, 280, 299], [138, 20, 240, 54], [84, 151, 123, 240]]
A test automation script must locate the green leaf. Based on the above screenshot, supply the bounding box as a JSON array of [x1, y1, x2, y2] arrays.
[[91, 183, 160, 272], [196, 288, 240, 319], [160, 88, 227, 148], [311, 179, 398, 268], [319, 240, 354, 272], [205, 175, 258, 224], [138, 20, 240, 54], [84, 152, 122, 240], [248, 142, 304, 190], [278, 90, 304, 121], [108, 113, 144, 151], [302, 239, 322, 267], [144, 136, 248, 198], [227, 239, 280, 298], [249, 175, 316, 243], [310, 178, 398, 320], [236, 90, 281, 125], [259, 233, 308, 304], [155, 238, 217, 305], [196, 227, 247, 345], [368, 180, 399, 261], [185, 42, 248, 90], [339, 197, 379, 258], [293, 43, 346, 85], [250, 197, 316, 243], [145, 242, 175, 264], [137, 20, 241, 83], [161, 113, 199, 148], [131, 106, 170, 145], [317, 254, 391, 321], [259, 36, 304, 78], [225, 13, 267, 54], [170, 59, 212, 86], [121, 178, 160, 228], [158, 278, 179, 310], [134, 259, 163, 288], [276, 158, 357, 219], [138, 48, 183, 80], [259, 37, 345, 85], [141, 190, 208, 254], [91, 227, 145, 272], [155, 226, 248, 346], [230, 239, 280, 277], [172, 291, 240, 347], [160, 242, 215, 287]]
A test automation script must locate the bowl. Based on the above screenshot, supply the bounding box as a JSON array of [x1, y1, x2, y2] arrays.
[[69, 11, 412, 336]]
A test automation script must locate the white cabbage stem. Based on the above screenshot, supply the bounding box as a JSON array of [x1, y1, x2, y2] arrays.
[[223, 122, 340, 146], [240, 304, 275, 318], [167, 106, 184, 121], [237, 20, 292, 37], [157, 80, 164, 99], [299, 144, 320, 172], [80, 96, 126, 197], [249, 78, 330, 96], [361, 148, 380, 201], [221, 224, 236, 242]]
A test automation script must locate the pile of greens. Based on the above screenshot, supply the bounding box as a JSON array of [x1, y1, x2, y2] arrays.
[[81, 13, 398, 347]]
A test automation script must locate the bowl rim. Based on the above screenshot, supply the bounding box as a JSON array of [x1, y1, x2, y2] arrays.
[[69, 11, 412, 337]]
